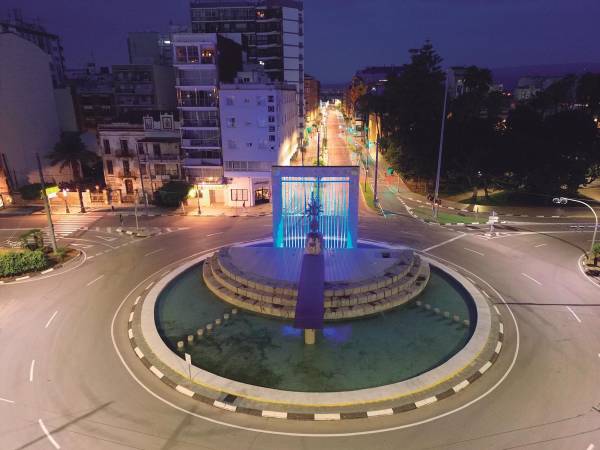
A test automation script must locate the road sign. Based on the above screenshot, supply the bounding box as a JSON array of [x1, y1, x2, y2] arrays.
[[45, 185, 59, 199], [488, 215, 499, 224]]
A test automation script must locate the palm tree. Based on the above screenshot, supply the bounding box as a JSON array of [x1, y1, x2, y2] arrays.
[[47, 132, 99, 213]]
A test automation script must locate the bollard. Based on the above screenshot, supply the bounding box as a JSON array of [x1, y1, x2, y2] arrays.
[[187, 335, 194, 344], [452, 315, 460, 322], [223, 313, 230, 321], [196, 328, 204, 338], [232, 308, 238, 315], [443, 311, 450, 319], [416, 300, 423, 307], [434, 308, 441, 315], [463, 319, 470, 327], [206, 323, 213, 332], [425, 304, 432, 310], [215, 318, 222, 326], [177, 341, 184, 351]]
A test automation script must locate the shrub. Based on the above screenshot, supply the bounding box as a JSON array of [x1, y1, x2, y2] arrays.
[[0, 250, 49, 277], [18, 183, 57, 200], [154, 181, 191, 207], [53, 246, 69, 262], [19, 229, 45, 250]]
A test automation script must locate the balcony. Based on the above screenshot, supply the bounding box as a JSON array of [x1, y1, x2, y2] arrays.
[[177, 99, 218, 108], [114, 150, 133, 158], [139, 154, 180, 162], [182, 119, 219, 128], [117, 171, 137, 179], [181, 138, 220, 148]]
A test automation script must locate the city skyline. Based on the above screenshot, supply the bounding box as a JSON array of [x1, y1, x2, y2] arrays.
[[3, 0, 600, 83]]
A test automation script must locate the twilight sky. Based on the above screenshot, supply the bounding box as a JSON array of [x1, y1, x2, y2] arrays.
[[3, 0, 600, 83]]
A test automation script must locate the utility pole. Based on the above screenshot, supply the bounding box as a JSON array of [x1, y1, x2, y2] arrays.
[[36, 153, 58, 252], [433, 71, 449, 220], [136, 148, 149, 215], [317, 126, 321, 166], [373, 114, 380, 205]]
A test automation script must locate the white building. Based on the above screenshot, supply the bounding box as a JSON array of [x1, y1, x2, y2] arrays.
[[0, 33, 73, 188], [220, 72, 298, 207], [98, 114, 182, 203]]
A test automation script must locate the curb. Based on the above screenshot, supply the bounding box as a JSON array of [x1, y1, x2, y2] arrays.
[[0, 251, 82, 284]]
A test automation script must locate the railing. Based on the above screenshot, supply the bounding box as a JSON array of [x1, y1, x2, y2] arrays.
[[114, 150, 133, 157], [182, 119, 219, 128], [139, 154, 180, 161], [177, 99, 218, 108], [182, 139, 220, 148], [116, 171, 137, 179]]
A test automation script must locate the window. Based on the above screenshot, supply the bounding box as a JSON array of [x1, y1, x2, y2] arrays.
[[140, 163, 147, 175], [268, 95, 274, 103], [268, 135, 276, 142], [200, 48, 214, 64], [161, 116, 173, 129], [226, 117, 236, 128], [231, 189, 248, 202], [153, 143, 161, 157], [120, 140, 129, 154], [103, 139, 111, 155], [175, 46, 187, 63], [137, 142, 144, 154], [226, 97, 234, 106], [154, 164, 166, 176], [187, 46, 199, 63], [243, 97, 250, 104], [246, 142, 253, 148], [267, 105, 275, 112], [268, 116, 275, 123], [268, 126, 275, 132], [122, 160, 131, 176], [106, 160, 113, 175], [143, 117, 154, 130]]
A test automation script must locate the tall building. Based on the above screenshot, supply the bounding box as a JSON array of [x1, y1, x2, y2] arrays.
[[303, 73, 320, 124], [66, 63, 115, 130], [112, 64, 177, 115], [127, 30, 184, 66], [189, 0, 304, 137], [0, 33, 73, 187], [0, 9, 66, 87]]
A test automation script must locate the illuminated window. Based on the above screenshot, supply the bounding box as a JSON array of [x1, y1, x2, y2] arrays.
[[201, 48, 214, 64]]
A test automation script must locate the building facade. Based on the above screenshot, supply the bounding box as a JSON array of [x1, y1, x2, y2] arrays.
[[304, 73, 320, 124], [1, 9, 66, 87], [112, 64, 176, 114], [220, 75, 298, 207], [189, 0, 304, 137], [98, 114, 182, 203]]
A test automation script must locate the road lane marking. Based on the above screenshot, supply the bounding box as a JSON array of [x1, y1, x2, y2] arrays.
[[145, 281, 154, 291], [534, 243, 547, 248], [134, 296, 141, 305], [463, 247, 484, 256], [144, 248, 164, 257], [0, 397, 14, 404], [586, 444, 594, 450], [86, 275, 104, 286], [481, 290, 491, 299], [422, 233, 465, 252], [207, 232, 224, 237], [566, 306, 582, 323], [38, 419, 60, 449], [45, 311, 58, 329], [29, 360, 35, 382], [521, 273, 542, 286]]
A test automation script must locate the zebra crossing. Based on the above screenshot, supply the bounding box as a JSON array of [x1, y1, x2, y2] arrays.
[[44, 215, 102, 239]]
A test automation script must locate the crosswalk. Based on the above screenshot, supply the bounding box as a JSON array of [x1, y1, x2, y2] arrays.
[[44, 215, 102, 239]]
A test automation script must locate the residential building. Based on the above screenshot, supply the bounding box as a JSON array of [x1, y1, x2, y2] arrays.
[[98, 113, 182, 202], [66, 63, 115, 130], [514, 75, 561, 102], [1, 9, 66, 87], [189, 0, 304, 137], [112, 64, 177, 114], [127, 28, 188, 66], [304, 73, 320, 124], [0, 33, 73, 188], [219, 72, 298, 207]]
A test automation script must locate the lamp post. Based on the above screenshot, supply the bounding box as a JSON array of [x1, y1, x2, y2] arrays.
[[196, 185, 202, 215], [373, 114, 380, 206], [62, 188, 70, 214], [553, 197, 598, 258], [433, 70, 449, 219]]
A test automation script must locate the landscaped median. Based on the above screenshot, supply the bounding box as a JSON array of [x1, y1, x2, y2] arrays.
[[411, 206, 483, 225], [0, 229, 79, 282]]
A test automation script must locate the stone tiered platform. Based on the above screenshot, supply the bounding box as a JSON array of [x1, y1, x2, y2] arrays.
[[203, 246, 430, 321]]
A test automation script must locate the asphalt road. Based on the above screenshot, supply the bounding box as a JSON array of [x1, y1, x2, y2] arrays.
[[1, 115, 600, 449]]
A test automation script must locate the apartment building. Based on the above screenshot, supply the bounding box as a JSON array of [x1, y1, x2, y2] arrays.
[[304, 73, 320, 124], [112, 64, 176, 114], [189, 0, 304, 135], [98, 113, 182, 202]]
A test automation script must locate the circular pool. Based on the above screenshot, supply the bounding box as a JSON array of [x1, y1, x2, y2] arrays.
[[155, 262, 474, 392]]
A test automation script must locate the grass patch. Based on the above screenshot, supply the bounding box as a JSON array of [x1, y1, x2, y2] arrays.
[[361, 182, 376, 210], [412, 207, 480, 224], [458, 190, 555, 207]]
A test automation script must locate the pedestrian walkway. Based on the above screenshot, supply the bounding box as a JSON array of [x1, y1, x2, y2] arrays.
[[44, 214, 102, 239]]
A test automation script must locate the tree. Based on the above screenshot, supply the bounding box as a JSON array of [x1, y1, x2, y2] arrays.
[[576, 73, 600, 114], [47, 132, 99, 213]]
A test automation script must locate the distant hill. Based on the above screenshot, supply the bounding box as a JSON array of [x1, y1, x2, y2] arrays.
[[492, 62, 600, 91]]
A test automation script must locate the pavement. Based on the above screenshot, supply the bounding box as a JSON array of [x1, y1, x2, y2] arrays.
[[1, 108, 600, 449]]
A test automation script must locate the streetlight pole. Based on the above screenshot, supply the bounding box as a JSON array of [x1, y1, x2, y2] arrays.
[[373, 114, 380, 205], [196, 185, 202, 215], [62, 189, 70, 214], [317, 126, 321, 167], [554, 197, 598, 258], [433, 71, 449, 219], [35, 153, 58, 253]]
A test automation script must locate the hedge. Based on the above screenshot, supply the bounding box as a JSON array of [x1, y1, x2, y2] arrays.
[[0, 250, 49, 277], [154, 181, 191, 207]]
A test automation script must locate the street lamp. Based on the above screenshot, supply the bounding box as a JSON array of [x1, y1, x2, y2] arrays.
[[553, 197, 598, 258], [196, 185, 202, 215], [62, 188, 70, 213]]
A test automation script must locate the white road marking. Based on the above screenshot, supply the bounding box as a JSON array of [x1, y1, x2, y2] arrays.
[[463, 247, 484, 256], [214, 400, 237, 412], [479, 361, 492, 374], [534, 243, 547, 248], [145, 281, 154, 291], [422, 233, 465, 252], [586, 444, 594, 450], [0, 397, 14, 404], [452, 380, 469, 393], [41, 268, 54, 274], [128, 312, 134, 323], [38, 419, 60, 449], [144, 248, 164, 257], [86, 274, 104, 286], [415, 396, 437, 408], [45, 311, 58, 329], [481, 290, 491, 299], [262, 410, 287, 419], [521, 273, 542, 286], [134, 296, 141, 305], [175, 385, 194, 397], [29, 360, 35, 382], [207, 232, 224, 237], [366, 408, 394, 417], [87, 255, 94, 260], [566, 306, 582, 323]]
